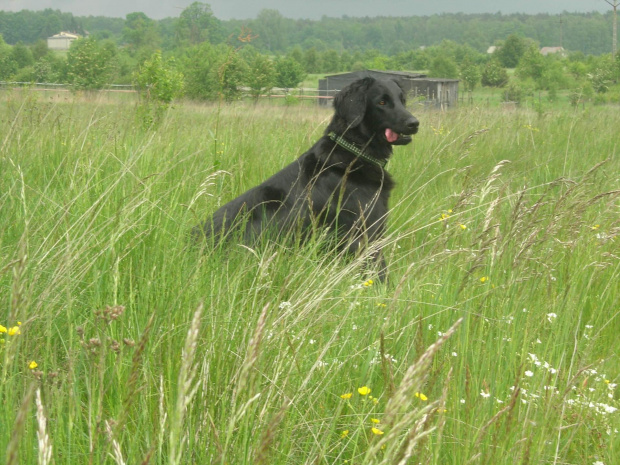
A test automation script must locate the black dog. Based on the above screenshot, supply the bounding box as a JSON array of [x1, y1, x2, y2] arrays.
[[193, 77, 419, 279]]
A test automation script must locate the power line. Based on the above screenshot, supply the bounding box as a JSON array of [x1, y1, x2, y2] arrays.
[[604, 0, 619, 56]]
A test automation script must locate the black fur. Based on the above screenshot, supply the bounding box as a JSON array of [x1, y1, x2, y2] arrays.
[[193, 77, 419, 279]]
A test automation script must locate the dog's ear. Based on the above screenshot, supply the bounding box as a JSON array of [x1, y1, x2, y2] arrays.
[[333, 77, 375, 128], [392, 78, 405, 93]]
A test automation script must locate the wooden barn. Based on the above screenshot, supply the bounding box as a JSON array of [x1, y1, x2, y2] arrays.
[[318, 70, 459, 109]]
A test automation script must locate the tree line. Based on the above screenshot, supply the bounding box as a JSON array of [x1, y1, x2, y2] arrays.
[[0, 6, 618, 56], [0, 3, 619, 106]]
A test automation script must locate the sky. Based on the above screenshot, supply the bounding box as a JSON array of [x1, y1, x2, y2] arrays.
[[0, 0, 614, 20]]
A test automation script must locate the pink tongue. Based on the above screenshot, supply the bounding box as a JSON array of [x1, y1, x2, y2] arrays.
[[385, 128, 399, 143]]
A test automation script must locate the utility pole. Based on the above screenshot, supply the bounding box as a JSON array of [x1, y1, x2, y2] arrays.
[[559, 14, 564, 48], [604, 0, 619, 56]]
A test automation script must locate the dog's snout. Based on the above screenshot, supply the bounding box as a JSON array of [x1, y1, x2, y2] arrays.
[[405, 117, 419, 132]]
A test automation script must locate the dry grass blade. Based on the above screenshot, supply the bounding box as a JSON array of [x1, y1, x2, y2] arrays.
[[253, 400, 290, 465], [169, 303, 204, 465], [233, 303, 270, 404], [361, 319, 463, 464], [384, 317, 463, 426], [466, 385, 521, 464], [6, 384, 36, 465], [105, 420, 127, 465], [116, 313, 154, 436], [35, 388, 53, 465]]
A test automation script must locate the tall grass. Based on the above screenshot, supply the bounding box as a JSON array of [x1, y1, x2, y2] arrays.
[[0, 91, 618, 464]]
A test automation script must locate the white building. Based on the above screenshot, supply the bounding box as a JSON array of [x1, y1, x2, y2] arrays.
[[540, 46, 566, 56], [47, 32, 80, 51]]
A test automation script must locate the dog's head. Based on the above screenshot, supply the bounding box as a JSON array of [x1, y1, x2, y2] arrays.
[[333, 77, 419, 146]]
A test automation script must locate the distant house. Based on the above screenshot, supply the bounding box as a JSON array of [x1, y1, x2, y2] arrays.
[[47, 32, 80, 51], [540, 46, 566, 56], [318, 70, 459, 109], [487, 46, 498, 54]]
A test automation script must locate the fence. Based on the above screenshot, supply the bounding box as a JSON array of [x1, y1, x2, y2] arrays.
[[0, 82, 458, 107], [0, 81, 136, 92]]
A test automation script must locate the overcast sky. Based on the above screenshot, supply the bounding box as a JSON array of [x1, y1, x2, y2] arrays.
[[0, 0, 613, 20]]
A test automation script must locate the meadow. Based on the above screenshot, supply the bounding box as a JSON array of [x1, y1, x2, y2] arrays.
[[0, 90, 618, 464]]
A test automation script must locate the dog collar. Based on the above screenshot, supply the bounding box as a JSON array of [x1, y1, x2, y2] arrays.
[[328, 132, 387, 169]]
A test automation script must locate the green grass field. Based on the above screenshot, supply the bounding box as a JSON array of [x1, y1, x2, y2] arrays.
[[0, 91, 618, 464]]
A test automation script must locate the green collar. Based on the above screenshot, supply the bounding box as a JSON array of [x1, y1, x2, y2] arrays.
[[328, 132, 387, 169]]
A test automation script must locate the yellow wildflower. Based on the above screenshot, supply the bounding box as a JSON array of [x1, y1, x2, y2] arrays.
[[340, 392, 353, 400], [341, 430, 349, 439], [371, 418, 380, 424], [371, 427, 384, 435], [29, 361, 38, 370], [0, 325, 6, 333], [363, 279, 374, 287], [358, 386, 371, 396], [459, 224, 467, 230], [415, 392, 428, 401], [480, 276, 489, 283], [8, 326, 20, 336]]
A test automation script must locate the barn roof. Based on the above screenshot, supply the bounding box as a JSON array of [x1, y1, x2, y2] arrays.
[[48, 32, 80, 40], [323, 70, 427, 80]]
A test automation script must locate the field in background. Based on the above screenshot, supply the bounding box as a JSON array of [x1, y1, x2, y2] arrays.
[[0, 92, 619, 464]]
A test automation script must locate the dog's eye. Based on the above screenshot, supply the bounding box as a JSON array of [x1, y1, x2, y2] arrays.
[[378, 100, 386, 106]]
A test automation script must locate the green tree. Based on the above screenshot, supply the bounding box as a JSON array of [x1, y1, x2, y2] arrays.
[[460, 60, 481, 91], [303, 48, 320, 73], [123, 12, 160, 54], [134, 50, 184, 126], [274, 56, 306, 89], [428, 55, 459, 78], [587, 56, 615, 93], [481, 58, 508, 87], [289, 46, 304, 66], [31, 40, 49, 61], [539, 60, 570, 92], [176, 2, 221, 45], [516, 44, 545, 83], [134, 50, 184, 104], [254, 9, 287, 52], [0, 35, 17, 80], [321, 49, 340, 73], [495, 34, 528, 68], [33, 53, 64, 82], [66, 37, 117, 90], [218, 48, 248, 102], [10, 42, 34, 69], [244, 53, 276, 101], [340, 50, 352, 71], [180, 41, 222, 100]]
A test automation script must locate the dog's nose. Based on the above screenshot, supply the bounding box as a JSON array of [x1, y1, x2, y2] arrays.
[[406, 117, 419, 132]]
